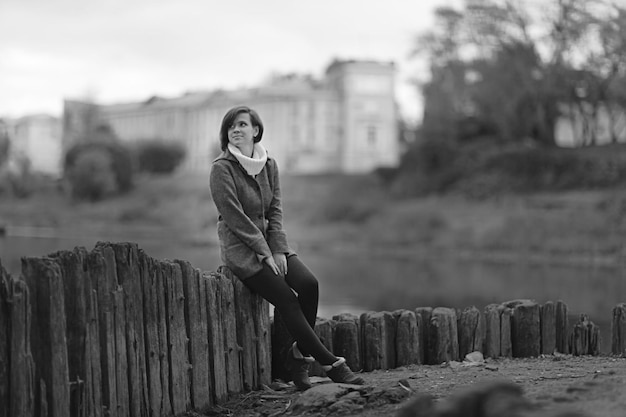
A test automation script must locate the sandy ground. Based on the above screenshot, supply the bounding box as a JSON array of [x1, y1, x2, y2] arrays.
[[188, 355, 626, 417]]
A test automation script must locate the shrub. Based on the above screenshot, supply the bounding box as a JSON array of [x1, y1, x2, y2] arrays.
[[64, 141, 134, 200], [134, 140, 186, 174], [65, 147, 117, 201]]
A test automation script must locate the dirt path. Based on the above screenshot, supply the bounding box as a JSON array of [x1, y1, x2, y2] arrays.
[[192, 355, 626, 417]]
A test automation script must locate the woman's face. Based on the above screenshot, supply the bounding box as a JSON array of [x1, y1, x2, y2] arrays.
[[228, 112, 259, 151]]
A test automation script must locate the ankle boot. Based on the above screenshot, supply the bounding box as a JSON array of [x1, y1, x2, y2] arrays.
[[284, 344, 314, 391], [323, 357, 365, 385]]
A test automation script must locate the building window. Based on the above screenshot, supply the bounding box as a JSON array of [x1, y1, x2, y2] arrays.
[[367, 126, 377, 145]]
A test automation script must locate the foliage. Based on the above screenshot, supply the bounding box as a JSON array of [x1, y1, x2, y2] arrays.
[[413, 0, 626, 147], [134, 140, 186, 174], [65, 147, 117, 201], [392, 139, 626, 198], [64, 137, 134, 201]]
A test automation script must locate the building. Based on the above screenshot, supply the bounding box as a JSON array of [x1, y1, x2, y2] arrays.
[[5, 114, 63, 177], [555, 103, 626, 147], [64, 59, 400, 174]]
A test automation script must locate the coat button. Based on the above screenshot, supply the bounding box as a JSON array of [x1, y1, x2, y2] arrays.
[[257, 214, 263, 219]]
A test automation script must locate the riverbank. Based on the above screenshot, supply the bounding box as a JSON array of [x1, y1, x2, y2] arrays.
[[190, 354, 626, 417]]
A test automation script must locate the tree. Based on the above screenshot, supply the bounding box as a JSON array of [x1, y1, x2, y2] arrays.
[[412, 0, 626, 148]]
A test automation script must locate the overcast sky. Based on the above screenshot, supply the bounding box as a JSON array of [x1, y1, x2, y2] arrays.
[[0, 0, 462, 123]]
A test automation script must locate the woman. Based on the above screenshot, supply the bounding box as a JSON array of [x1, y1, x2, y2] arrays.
[[209, 105, 364, 390]]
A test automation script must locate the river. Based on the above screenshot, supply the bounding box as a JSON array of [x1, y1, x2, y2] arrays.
[[1, 234, 623, 354]]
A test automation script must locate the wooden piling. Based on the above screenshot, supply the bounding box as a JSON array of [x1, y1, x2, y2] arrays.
[[22, 257, 71, 417], [332, 314, 361, 371], [506, 300, 540, 358], [270, 310, 292, 383], [177, 260, 212, 409], [310, 318, 335, 377], [540, 301, 557, 355], [361, 311, 396, 371], [1, 265, 35, 417], [139, 252, 170, 416], [500, 306, 513, 358], [394, 310, 421, 366], [612, 303, 626, 356], [415, 307, 432, 364], [555, 301, 570, 354], [111, 243, 149, 417], [427, 307, 459, 364], [458, 306, 483, 359], [483, 304, 501, 358]]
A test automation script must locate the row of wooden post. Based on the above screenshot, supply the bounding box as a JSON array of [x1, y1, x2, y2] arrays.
[[0, 242, 271, 417], [2, 242, 625, 417], [273, 300, 626, 381]]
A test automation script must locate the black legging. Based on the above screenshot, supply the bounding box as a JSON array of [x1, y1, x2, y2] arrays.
[[242, 255, 337, 365]]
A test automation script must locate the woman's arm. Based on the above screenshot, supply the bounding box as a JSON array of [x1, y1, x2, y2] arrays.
[[210, 161, 273, 260], [265, 159, 290, 254]]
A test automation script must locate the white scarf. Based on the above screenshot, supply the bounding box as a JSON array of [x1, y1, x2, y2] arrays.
[[228, 143, 268, 176]]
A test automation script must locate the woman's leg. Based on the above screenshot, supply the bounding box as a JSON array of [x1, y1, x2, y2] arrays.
[[284, 256, 318, 330], [243, 262, 336, 365]]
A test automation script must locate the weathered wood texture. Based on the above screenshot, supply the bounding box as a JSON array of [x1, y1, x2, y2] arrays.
[[1, 243, 272, 417], [427, 307, 459, 364], [394, 310, 421, 366], [612, 303, 626, 356], [458, 306, 484, 359], [555, 300, 570, 354], [570, 315, 600, 356], [310, 318, 335, 377], [270, 310, 292, 383], [540, 301, 557, 355], [22, 257, 71, 417], [332, 314, 362, 371], [361, 311, 396, 371], [415, 307, 432, 364], [0, 263, 35, 417], [177, 259, 212, 409], [506, 300, 541, 358]]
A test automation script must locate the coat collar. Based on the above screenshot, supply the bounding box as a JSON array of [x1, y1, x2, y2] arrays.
[[213, 148, 272, 164]]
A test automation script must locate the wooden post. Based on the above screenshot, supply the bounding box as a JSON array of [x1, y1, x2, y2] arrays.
[[0, 263, 9, 417], [254, 288, 272, 387], [110, 243, 149, 417], [540, 301, 557, 355], [217, 266, 259, 393], [505, 300, 541, 358], [332, 314, 362, 371], [458, 306, 483, 359], [427, 307, 459, 365], [1, 266, 35, 417], [361, 311, 396, 371], [500, 306, 513, 358], [483, 304, 501, 359], [270, 310, 292, 383], [139, 251, 171, 416], [415, 307, 432, 364], [394, 310, 420, 367], [555, 301, 570, 354], [612, 303, 626, 357], [22, 257, 71, 417], [50, 248, 93, 417], [216, 272, 241, 396], [87, 246, 119, 417], [310, 318, 334, 377], [162, 261, 191, 414], [176, 260, 212, 409], [204, 272, 228, 403], [570, 314, 600, 356]]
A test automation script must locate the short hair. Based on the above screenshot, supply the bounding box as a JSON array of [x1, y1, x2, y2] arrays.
[[219, 106, 264, 151]]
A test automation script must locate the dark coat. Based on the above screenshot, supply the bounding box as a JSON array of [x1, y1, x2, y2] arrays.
[[209, 149, 294, 279]]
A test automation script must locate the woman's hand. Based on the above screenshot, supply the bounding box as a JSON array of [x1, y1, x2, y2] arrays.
[[264, 256, 281, 276], [273, 253, 288, 276]]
